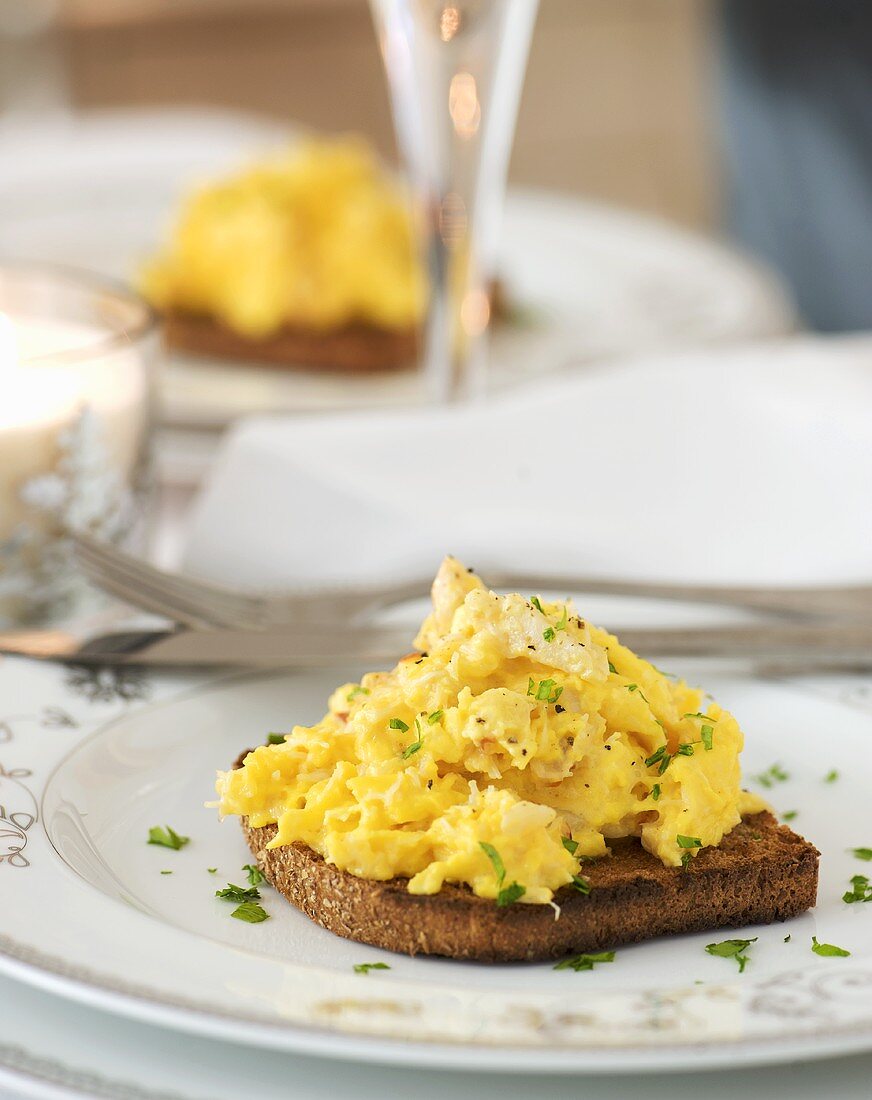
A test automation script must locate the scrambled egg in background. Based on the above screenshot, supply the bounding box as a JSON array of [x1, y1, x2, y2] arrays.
[[217, 558, 765, 905], [141, 137, 426, 338]]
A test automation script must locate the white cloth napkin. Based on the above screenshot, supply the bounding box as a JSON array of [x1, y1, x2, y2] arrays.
[[183, 337, 872, 590]]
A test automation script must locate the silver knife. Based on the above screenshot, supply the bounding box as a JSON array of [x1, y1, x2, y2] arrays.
[[2, 620, 872, 669]]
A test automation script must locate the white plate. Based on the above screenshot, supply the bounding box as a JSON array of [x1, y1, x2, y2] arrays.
[[0, 109, 795, 429], [1, 656, 870, 1074]]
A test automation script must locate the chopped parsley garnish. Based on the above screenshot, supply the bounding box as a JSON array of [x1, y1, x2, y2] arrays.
[[215, 883, 261, 904], [754, 763, 790, 789], [644, 745, 672, 775], [160, 870, 172, 875], [497, 882, 527, 906], [530, 596, 544, 613], [401, 717, 425, 759], [147, 825, 190, 851], [571, 874, 591, 895], [811, 936, 850, 957], [562, 837, 579, 855], [677, 835, 702, 848], [544, 605, 569, 642], [784, 934, 791, 943], [479, 841, 525, 906], [353, 962, 391, 974], [824, 769, 839, 783], [479, 841, 505, 882], [207, 867, 217, 874], [267, 733, 286, 745], [231, 901, 269, 923], [389, 717, 409, 733], [705, 937, 757, 972], [346, 686, 369, 702], [850, 847, 872, 861], [781, 810, 798, 821], [626, 684, 650, 705], [243, 863, 264, 887], [553, 951, 615, 972], [676, 743, 695, 757], [427, 709, 444, 725], [528, 678, 563, 704], [651, 783, 661, 802], [842, 874, 872, 904], [700, 725, 714, 751], [607, 660, 618, 674]]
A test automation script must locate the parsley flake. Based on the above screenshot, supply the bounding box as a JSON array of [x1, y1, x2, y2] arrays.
[[267, 733, 286, 745], [782, 810, 798, 822], [427, 709, 444, 725], [676, 743, 695, 757], [389, 717, 409, 733], [543, 627, 555, 642], [207, 867, 217, 874], [843, 874, 872, 904], [644, 745, 672, 775], [700, 725, 714, 751], [528, 678, 563, 704], [705, 937, 757, 972], [160, 870, 172, 875], [754, 763, 790, 789], [497, 882, 527, 907], [530, 596, 544, 613], [243, 863, 264, 887], [571, 874, 591, 895], [554, 951, 615, 972], [147, 825, 189, 851], [562, 837, 579, 855], [216, 883, 261, 904], [607, 660, 618, 674], [480, 841, 525, 906], [824, 769, 839, 783], [353, 962, 391, 974], [401, 717, 425, 759], [651, 783, 661, 802], [850, 847, 872, 861], [346, 686, 369, 702], [811, 936, 850, 957], [626, 683, 650, 705], [231, 901, 269, 923]]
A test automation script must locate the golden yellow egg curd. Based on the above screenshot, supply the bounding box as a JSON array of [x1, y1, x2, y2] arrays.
[[216, 558, 765, 905], [141, 136, 426, 339]]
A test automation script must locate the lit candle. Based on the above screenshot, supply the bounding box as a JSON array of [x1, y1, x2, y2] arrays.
[[0, 285, 154, 625]]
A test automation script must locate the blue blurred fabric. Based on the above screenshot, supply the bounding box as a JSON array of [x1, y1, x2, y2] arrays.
[[719, 0, 872, 331]]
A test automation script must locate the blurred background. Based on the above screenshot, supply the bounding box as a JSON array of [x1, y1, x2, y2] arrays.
[[7, 0, 716, 229]]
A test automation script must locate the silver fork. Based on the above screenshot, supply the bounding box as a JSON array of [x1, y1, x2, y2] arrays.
[[74, 533, 872, 630]]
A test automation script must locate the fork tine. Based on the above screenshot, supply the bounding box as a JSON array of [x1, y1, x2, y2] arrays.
[[74, 535, 267, 628]]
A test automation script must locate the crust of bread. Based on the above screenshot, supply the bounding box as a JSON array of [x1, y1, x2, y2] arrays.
[[165, 311, 418, 373], [236, 745, 819, 962]]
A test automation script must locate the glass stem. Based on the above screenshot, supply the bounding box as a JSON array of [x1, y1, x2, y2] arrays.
[[371, 0, 539, 402]]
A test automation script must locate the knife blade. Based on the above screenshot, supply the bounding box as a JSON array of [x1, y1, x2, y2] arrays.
[[2, 620, 872, 669]]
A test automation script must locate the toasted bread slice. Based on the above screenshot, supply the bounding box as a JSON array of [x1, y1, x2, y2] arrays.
[[165, 311, 418, 373], [240, 807, 819, 963]]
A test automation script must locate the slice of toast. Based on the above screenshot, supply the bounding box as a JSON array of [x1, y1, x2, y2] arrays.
[[165, 311, 418, 373], [240, 809, 819, 963]]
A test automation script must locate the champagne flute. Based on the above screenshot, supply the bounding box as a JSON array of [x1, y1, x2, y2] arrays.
[[370, 0, 539, 401]]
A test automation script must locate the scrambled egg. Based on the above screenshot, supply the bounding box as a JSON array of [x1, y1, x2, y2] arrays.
[[141, 137, 426, 338], [217, 558, 765, 904]]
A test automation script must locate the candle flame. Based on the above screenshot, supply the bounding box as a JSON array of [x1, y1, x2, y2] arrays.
[[0, 314, 18, 366]]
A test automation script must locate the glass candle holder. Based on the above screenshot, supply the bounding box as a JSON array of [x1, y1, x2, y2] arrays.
[[0, 263, 158, 625]]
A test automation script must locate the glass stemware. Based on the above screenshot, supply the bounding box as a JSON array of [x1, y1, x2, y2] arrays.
[[370, 0, 539, 401]]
